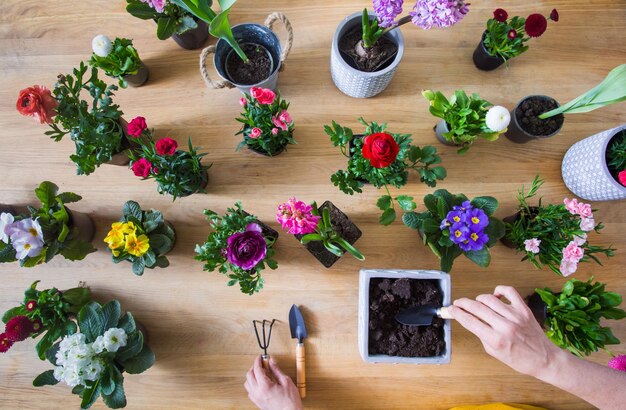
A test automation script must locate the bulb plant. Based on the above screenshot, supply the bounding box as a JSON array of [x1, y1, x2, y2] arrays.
[[607, 129, 626, 187], [326, 117, 446, 225], [1, 281, 91, 359], [195, 202, 278, 295], [89, 36, 144, 88], [422, 90, 510, 154], [504, 176, 614, 277], [126, 0, 203, 40], [104, 201, 176, 276], [402, 190, 505, 272]]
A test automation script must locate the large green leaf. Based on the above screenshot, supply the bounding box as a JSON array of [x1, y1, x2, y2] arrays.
[[102, 378, 126, 409], [33, 370, 59, 387], [123, 344, 155, 374], [116, 332, 144, 362], [78, 302, 106, 342], [62, 287, 92, 308], [471, 196, 499, 216], [59, 238, 96, 261], [465, 247, 491, 267], [123, 201, 143, 222], [35, 181, 57, 209], [156, 17, 177, 40], [209, 8, 248, 62], [58, 192, 82, 204], [101, 300, 121, 331], [2, 306, 23, 324], [126, 2, 157, 19], [149, 234, 172, 255], [80, 380, 101, 410], [118, 312, 137, 334], [379, 208, 396, 226]]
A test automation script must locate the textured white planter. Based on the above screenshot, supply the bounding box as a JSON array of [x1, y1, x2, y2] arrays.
[[562, 124, 626, 201], [330, 12, 404, 99], [358, 269, 451, 364]]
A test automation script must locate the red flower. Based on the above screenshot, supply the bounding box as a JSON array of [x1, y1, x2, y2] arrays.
[[508, 29, 517, 39], [25, 300, 37, 311], [362, 133, 400, 169], [155, 137, 178, 156], [618, 170, 626, 187], [127, 116, 147, 137], [5, 315, 33, 342], [0, 333, 13, 353], [550, 9, 559, 22], [525, 13, 548, 37], [493, 8, 508, 23], [132, 158, 154, 178], [250, 87, 276, 105], [31, 319, 43, 333], [16, 85, 58, 124]]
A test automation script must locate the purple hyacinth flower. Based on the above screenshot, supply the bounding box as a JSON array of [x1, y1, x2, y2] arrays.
[[373, 0, 404, 28], [467, 208, 489, 230], [449, 222, 469, 244]]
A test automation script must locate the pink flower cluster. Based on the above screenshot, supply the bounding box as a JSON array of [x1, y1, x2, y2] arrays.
[[271, 110, 292, 133], [276, 198, 320, 235], [140, 0, 165, 13], [609, 355, 626, 372], [557, 198, 597, 276], [410, 0, 469, 30], [564, 198, 595, 232]]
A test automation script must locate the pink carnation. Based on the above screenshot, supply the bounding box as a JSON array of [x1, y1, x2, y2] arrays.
[[572, 233, 587, 246], [580, 217, 596, 232], [563, 198, 579, 215], [608, 355, 626, 372], [563, 241, 584, 262], [278, 110, 292, 124], [239, 97, 247, 107], [272, 116, 288, 131], [276, 198, 320, 235], [559, 257, 578, 277], [271, 128, 279, 135], [249, 128, 262, 139], [523, 238, 541, 254], [576, 202, 593, 219]]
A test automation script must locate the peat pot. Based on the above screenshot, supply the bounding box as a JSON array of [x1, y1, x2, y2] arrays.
[[562, 123, 626, 201], [358, 269, 451, 364], [331, 11, 404, 99], [506, 95, 564, 144], [172, 19, 209, 50], [200, 12, 293, 94], [122, 61, 150, 87], [472, 32, 505, 71]]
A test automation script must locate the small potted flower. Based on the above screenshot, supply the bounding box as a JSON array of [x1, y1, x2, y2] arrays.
[[507, 64, 626, 143], [0, 181, 97, 267], [1, 281, 91, 359], [473, 8, 558, 71], [402, 190, 505, 272], [236, 87, 296, 156], [502, 176, 614, 277], [195, 202, 278, 295], [127, 116, 211, 200], [16, 62, 130, 175], [33, 300, 155, 409], [331, 1, 469, 98], [422, 90, 510, 154], [105, 201, 176, 276], [90, 35, 149, 88], [276, 198, 363, 268], [126, 0, 209, 49], [529, 277, 626, 358], [326, 118, 446, 225]]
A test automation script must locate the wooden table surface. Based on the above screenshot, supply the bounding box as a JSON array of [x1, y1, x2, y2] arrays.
[[1, 1, 625, 409]]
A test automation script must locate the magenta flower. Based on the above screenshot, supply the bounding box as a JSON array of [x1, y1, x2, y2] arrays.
[[373, 0, 404, 28], [278, 110, 292, 124], [276, 198, 320, 235], [271, 128, 279, 135], [239, 97, 247, 107], [410, 0, 469, 30], [226, 223, 267, 270], [249, 128, 262, 139], [609, 355, 626, 372], [272, 116, 288, 131]]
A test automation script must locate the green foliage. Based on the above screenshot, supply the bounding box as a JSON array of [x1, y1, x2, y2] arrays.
[[126, 0, 199, 39], [483, 16, 529, 61], [45, 62, 125, 175], [422, 90, 503, 154], [89, 38, 142, 88], [607, 129, 626, 180], [361, 8, 384, 49], [235, 90, 296, 155], [505, 176, 615, 276], [402, 189, 505, 272], [194, 202, 278, 295], [2, 280, 91, 359], [326, 118, 446, 225], [536, 278, 626, 357]]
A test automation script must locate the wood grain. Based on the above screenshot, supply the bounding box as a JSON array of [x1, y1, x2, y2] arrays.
[[1, 1, 625, 409]]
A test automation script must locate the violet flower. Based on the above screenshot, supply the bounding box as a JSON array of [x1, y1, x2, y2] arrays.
[[226, 223, 267, 270], [410, 0, 469, 30], [373, 0, 404, 28]]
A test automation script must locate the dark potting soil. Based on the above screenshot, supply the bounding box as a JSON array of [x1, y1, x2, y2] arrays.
[[515, 97, 564, 136], [339, 26, 398, 72], [226, 43, 272, 85], [294, 201, 362, 268], [368, 278, 445, 357]]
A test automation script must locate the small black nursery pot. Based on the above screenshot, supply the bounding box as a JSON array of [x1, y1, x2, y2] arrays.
[[472, 32, 505, 71], [506, 95, 564, 143]]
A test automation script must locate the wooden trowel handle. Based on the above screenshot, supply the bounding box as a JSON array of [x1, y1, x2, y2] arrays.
[[296, 343, 306, 399], [438, 306, 454, 320], [262, 354, 270, 370]]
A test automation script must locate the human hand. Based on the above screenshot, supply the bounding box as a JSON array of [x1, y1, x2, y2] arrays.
[[244, 355, 303, 410], [448, 285, 566, 379]]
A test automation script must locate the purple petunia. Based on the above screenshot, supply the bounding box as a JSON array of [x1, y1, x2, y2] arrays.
[[373, 0, 404, 28], [410, 0, 469, 30]]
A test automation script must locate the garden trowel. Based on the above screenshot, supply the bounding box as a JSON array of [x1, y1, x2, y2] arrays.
[[395, 304, 453, 326], [289, 304, 307, 399]]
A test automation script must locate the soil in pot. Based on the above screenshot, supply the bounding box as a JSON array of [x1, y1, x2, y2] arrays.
[[339, 26, 398, 72], [294, 201, 362, 268], [516, 97, 564, 136], [368, 278, 445, 357], [606, 129, 626, 184], [226, 43, 273, 85]]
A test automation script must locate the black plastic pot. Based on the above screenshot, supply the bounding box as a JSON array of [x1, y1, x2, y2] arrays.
[[0, 205, 14, 214], [242, 129, 288, 157], [526, 292, 548, 327], [506, 95, 564, 144], [472, 32, 505, 71], [123, 61, 149, 87], [172, 19, 209, 50], [501, 207, 540, 249], [241, 211, 279, 242]]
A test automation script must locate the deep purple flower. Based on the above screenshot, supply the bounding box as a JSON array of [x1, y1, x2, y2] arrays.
[[449, 223, 469, 244], [373, 0, 404, 28], [226, 223, 267, 270], [464, 227, 489, 251], [467, 208, 489, 230], [410, 0, 469, 30], [445, 209, 466, 226]]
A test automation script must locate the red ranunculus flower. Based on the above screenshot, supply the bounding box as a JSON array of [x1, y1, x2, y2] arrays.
[[16, 85, 58, 124], [132, 158, 154, 178], [493, 8, 508, 23], [5, 315, 33, 342], [618, 170, 626, 187], [362, 132, 400, 169], [127, 116, 147, 137], [550, 9, 559, 22], [0, 333, 13, 353], [25, 300, 37, 311], [525, 13, 548, 37], [155, 137, 178, 156], [250, 87, 276, 105]]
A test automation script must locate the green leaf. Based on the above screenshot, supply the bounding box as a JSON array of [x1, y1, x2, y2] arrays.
[[100, 367, 115, 396], [396, 195, 416, 211], [421, 218, 441, 234], [379, 208, 396, 226], [156, 17, 177, 40], [436, 195, 449, 219], [117, 331, 144, 362], [471, 196, 499, 216], [78, 302, 106, 342], [402, 211, 420, 230], [58, 192, 82, 204], [376, 195, 392, 210], [126, 2, 157, 19], [2, 306, 24, 324], [80, 380, 101, 410], [36, 326, 63, 360], [209, 7, 248, 62], [132, 258, 146, 276], [485, 217, 505, 246], [118, 312, 137, 334], [33, 370, 59, 387], [45, 342, 60, 365], [465, 248, 491, 267], [102, 378, 126, 409], [123, 201, 143, 222], [35, 181, 57, 209], [149, 234, 173, 255], [62, 287, 91, 307], [59, 238, 96, 261], [123, 344, 155, 374], [101, 300, 121, 331]]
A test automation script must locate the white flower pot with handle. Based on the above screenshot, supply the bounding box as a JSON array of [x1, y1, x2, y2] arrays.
[[562, 123, 626, 201]]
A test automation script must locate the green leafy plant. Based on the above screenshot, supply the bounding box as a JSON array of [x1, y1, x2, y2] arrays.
[[402, 189, 505, 272], [89, 37, 142, 88], [33, 300, 155, 409], [422, 90, 509, 154], [326, 118, 446, 225], [483, 14, 528, 61], [104, 201, 176, 276], [540, 64, 626, 119], [2, 281, 91, 359], [535, 277, 626, 357], [46, 62, 126, 175], [126, 0, 200, 40], [607, 129, 626, 183], [195, 202, 278, 295]]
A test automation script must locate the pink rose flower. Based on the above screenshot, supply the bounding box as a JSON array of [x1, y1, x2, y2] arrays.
[[580, 217, 595, 232], [576, 202, 593, 219], [250, 87, 276, 105], [619, 170, 626, 187], [272, 116, 288, 131], [249, 127, 262, 139], [563, 241, 584, 262], [239, 97, 247, 107], [572, 233, 587, 246], [563, 198, 579, 215], [559, 257, 578, 277], [278, 110, 292, 124], [523, 238, 541, 254], [271, 128, 279, 135]]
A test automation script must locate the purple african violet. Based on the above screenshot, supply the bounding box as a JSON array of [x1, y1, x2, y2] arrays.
[[226, 223, 267, 270]]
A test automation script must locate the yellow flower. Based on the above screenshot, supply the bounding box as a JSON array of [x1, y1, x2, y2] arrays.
[[121, 221, 136, 234], [104, 223, 125, 248], [124, 233, 150, 257]]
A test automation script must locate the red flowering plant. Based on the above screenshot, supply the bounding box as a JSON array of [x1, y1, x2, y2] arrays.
[[483, 8, 558, 63], [235, 87, 296, 156], [127, 116, 211, 200], [327, 118, 446, 225], [1, 280, 91, 359]]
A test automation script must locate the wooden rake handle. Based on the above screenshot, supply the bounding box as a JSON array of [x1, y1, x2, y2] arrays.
[[296, 343, 306, 399], [262, 354, 270, 370]]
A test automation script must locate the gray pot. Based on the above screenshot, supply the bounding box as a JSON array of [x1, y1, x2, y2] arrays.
[[434, 120, 456, 146], [358, 269, 451, 364], [331, 12, 404, 99], [506, 95, 563, 143], [123, 61, 149, 87], [562, 123, 626, 201]]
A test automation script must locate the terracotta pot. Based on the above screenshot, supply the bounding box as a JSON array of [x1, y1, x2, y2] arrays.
[[67, 209, 95, 243]]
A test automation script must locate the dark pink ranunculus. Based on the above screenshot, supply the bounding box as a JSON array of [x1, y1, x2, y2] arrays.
[[127, 116, 147, 137], [226, 223, 267, 270], [155, 137, 178, 156]]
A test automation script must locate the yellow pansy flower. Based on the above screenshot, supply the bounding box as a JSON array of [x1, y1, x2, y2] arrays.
[[124, 233, 150, 257]]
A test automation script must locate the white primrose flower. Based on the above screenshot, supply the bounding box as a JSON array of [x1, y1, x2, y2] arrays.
[[53, 366, 66, 382], [59, 333, 87, 352], [92, 35, 112, 58], [67, 344, 95, 366], [0, 212, 14, 243], [62, 365, 83, 388], [485, 105, 511, 132], [102, 328, 128, 353], [92, 335, 105, 354], [83, 359, 104, 382]]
